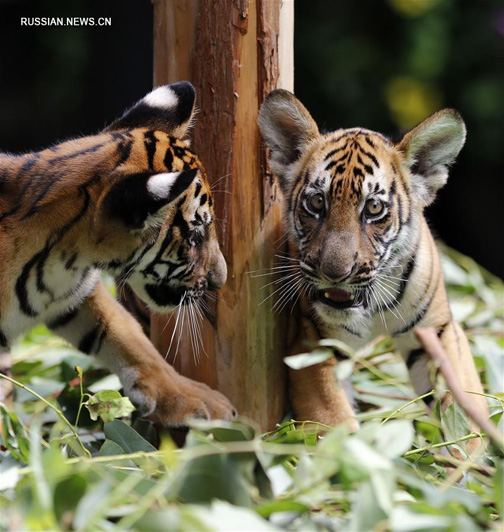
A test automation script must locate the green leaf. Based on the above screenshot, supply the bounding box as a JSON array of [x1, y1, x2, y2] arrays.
[[84, 390, 135, 422], [73, 480, 110, 531], [284, 349, 332, 369], [375, 420, 415, 458], [53, 475, 87, 526], [188, 418, 258, 442], [98, 439, 126, 456], [0, 403, 30, 464], [103, 419, 156, 453], [496, 460, 504, 516], [167, 454, 254, 507], [0, 455, 21, 491], [441, 402, 472, 450], [335, 359, 354, 381], [255, 499, 308, 518], [318, 337, 355, 358]]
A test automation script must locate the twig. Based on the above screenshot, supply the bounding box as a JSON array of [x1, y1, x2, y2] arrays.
[[381, 390, 434, 424], [431, 452, 495, 476], [354, 387, 411, 401], [414, 327, 504, 453], [403, 433, 482, 457], [0, 373, 91, 458]]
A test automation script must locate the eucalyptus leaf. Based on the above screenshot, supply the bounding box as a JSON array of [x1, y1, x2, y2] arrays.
[[0, 404, 30, 464], [84, 390, 135, 422], [284, 349, 332, 369], [103, 420, 156, 453], [441, 402, 472, 449]]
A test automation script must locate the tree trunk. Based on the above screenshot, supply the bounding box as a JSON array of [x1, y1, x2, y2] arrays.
[[151, 0, 293, 430]]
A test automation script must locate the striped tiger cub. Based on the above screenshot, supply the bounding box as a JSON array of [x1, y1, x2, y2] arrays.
[[259, 90, 488, 436], [0, 82, 236, 425]]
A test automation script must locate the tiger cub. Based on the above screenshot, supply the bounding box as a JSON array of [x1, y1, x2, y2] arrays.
[[259, 90, 488, 435], [0, 82, 236, 426]]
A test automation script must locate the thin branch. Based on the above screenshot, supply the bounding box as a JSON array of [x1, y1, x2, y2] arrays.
[[414, 326, 504, 453], [403, 433, 482, 457]]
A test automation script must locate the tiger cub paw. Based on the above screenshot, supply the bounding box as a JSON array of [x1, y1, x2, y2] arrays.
[[124, 366, 237, 427]]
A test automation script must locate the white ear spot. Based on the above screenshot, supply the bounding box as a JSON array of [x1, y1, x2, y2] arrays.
[[147, 172, 181, 199], [143, 86, 179, 109]]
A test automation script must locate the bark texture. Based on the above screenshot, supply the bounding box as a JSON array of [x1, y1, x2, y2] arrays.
[[151, 0, 293, 429]]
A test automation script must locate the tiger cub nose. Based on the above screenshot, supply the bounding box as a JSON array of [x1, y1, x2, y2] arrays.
[[320, 263, 354, 284]]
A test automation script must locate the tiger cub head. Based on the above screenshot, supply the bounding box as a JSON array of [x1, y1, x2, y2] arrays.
[[95, 82, 226, 311], [258, 89, 465, 323]]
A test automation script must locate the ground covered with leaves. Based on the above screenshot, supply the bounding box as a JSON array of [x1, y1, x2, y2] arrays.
[[1, 248, 503, 531]]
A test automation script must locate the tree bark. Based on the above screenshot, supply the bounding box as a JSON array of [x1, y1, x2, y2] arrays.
[[151, 0, 293, 430]]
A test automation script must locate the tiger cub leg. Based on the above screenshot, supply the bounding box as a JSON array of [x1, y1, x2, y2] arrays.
[[404, 318, 488, 452], [117, 284, 151, 337], [48, 281, 236, 425], [288, 309, 358, 431], [289, 359, 358, 432]]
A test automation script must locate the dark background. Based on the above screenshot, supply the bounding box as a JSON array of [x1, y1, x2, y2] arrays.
[[0, 0, 502, 277]]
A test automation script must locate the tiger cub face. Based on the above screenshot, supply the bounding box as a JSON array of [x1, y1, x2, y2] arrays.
[[259, 90, 465, 326], [97, 83, 227, 312], [0, 82, 226, 322]]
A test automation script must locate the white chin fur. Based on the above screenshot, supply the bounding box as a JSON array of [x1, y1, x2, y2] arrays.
[[143, 86, 178, 109]]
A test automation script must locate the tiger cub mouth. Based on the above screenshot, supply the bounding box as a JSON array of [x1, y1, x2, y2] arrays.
[[317, 287, 364, 309]]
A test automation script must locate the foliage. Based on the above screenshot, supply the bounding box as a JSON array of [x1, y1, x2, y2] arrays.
[[1, 249, 503, 531]]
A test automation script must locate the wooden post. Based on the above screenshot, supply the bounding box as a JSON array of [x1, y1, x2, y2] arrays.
[[151, 0, 293, 430]]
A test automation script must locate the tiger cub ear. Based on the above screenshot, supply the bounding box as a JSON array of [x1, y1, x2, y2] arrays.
[[106, 81, 196, 139], [258, 89, 319, 190], [397, 109, 466, 206], [104, 168, 198, 229]]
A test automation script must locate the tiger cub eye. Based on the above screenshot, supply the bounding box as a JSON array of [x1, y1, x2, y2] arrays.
[[308, 192, 325, 213], [365, 198, 384, 217]]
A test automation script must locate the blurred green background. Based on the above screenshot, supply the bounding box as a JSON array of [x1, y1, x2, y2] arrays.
[[0, 0, 502, 276]]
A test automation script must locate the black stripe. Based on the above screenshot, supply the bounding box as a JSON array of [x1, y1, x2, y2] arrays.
[[169, 168, 197, 200], [48, 143, 107, 164], [20, 176, 59, 220], [95, 327, 108, 353], [15, 188, 91, 316], [422, 391, 434, 405], [338, 324, 363, 338], [396, 256, 417, 302], [406, 348, 425, 369], [194, 181, 202, 198], [65, 252, 79, 270], [358, 147, 379, 167], [164, 146, 174, 169], [0, 329, 7, 347], [36, 246, 53, 298], [78, 326, 100, 354], [47, 306, 80, 330], [144, 130, 157, 170], [393, 296, 432, 336], [114, 139, 133, 168], [15, 251, 43, 317], [0, 155, 41, 221], [121, 287, 151, 327], [437, 320, 450, 338], [324, 144, 347, 161], [0, 168, 8, 192]]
